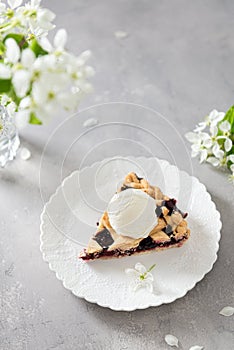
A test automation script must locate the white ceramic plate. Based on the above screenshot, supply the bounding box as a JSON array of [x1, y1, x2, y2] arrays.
[[40, 156, 221, 311]]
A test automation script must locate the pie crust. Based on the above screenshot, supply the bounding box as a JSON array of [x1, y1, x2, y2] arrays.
[[79, 172, 190, 260]]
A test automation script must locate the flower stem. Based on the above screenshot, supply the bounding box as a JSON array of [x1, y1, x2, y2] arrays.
[[147, 263, 156, 273], [140, 263, 156, 280]]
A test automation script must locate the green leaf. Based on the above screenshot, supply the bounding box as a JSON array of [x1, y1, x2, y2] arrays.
[[0, 79, 11, 93], [223, 105, 234, 134], [3, 33, 28, 49], [7, 87, 21, 106], [0, 41, 5, 56], [227, 145, 234, 170], [30, 39, 48, 57], [29, 112, 42, 125]]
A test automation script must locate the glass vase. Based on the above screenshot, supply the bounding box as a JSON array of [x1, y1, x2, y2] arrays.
[[0, 106, 20, 167]]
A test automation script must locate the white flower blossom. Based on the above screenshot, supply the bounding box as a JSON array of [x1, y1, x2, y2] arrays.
[[15, 109, 30, 129], [194, 109, 225, 132], [186, 108, 234, 185], [125, 262, 155, 292], [12, 69, 31, 98], [224, 137, 232, 152], [206, 143, 226, 167], [219, 120, 231, 134], [8, 0, 23, 10], [0, 63, 11, 79], [5, 38, 20, 64], [37, 36, 53, 52], [21, 48, 36, 68], [54, 28, 67, 50], [6, 101, 16, 118], [0, 0, 55, 37], [36, 8, 55, 32], [227, 155, 234, 163], [185, 132, 212, 163], [0, 2, 6, 13], [24, 0, 41, 10]]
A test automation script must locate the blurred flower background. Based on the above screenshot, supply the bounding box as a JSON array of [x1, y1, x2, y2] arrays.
[[0, 0, 94, 129]]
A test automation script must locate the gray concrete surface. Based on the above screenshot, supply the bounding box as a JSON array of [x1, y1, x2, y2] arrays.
[[1, 0, 234, 349]]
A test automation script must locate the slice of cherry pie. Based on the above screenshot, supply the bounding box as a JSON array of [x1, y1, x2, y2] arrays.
[[79, 172, 190, 261]]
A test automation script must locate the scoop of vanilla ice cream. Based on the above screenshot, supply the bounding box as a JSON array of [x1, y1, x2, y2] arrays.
[[107, 188, 158, 239]]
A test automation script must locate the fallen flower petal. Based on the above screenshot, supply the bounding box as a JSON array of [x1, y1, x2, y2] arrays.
[[164, 334, 179, 347], [114, 31, 128, 39], [83, 118, 99, 128], [20, 147, 31, 160], [219, 306, 234, 316]]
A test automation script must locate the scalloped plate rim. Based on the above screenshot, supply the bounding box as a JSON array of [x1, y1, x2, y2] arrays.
[[40, 156, 222, 311]]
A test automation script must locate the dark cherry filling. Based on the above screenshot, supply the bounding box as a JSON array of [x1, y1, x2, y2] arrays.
[[137, 236, 157, 250], [93, 228, 114, 248], [81, 235, 186, 260], [155, 198, 187, 219]]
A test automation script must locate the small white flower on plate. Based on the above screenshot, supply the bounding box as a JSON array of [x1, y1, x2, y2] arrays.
[[219, 306, 234, 317], [125, 262, 155, 293], [164, 334, 179, 347]]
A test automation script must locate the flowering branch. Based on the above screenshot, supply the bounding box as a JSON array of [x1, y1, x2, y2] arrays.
[[185, 107, 234, 185], [0, 0, 94, 128]]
